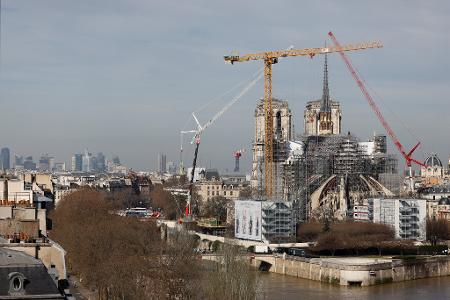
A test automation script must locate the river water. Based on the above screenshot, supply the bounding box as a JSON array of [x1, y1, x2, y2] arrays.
[[258, 272, 450, 300]]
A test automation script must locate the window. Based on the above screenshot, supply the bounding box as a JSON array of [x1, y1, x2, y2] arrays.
[[8, 273, 26, 296], [276, 111, 282, 133], [230, 191, 233, 196], [12, 278, 21, 291]]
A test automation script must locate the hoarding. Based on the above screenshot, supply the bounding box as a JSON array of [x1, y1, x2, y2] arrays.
[[235, 200, 262, 241]]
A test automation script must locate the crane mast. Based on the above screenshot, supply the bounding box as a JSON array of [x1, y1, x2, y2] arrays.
[[179, 130, 197, 175], [225, 41, 382, 198], [234, 149, 246, 172]]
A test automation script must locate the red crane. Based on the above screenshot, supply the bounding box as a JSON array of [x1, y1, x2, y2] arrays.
[[234, 149, 246, 172], [328, 31, 426, 172]]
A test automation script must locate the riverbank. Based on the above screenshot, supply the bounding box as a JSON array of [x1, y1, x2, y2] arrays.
[[252, 254, 450, 286]]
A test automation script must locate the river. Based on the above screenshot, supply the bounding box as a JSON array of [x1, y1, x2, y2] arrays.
[[258, 272, 450, 299]]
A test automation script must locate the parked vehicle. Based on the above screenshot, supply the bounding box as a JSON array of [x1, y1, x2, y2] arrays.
[[254, 245, 270, 254], [287, 248, 318, 258]]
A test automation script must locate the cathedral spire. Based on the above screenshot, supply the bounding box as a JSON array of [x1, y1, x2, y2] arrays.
[[320, 52, 331, 112]]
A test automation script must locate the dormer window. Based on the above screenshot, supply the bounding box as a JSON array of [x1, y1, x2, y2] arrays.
[[8, 272, 26, 296]]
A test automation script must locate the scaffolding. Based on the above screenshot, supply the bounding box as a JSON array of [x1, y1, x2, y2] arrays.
[[260, 201, 296, 243], [280, 132, 400, 221], [252, 98, 291, 201]]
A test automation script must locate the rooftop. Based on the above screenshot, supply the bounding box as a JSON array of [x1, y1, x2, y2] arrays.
[[0, 248, 41, 267]]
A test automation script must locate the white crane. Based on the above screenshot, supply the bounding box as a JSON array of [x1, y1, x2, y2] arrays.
[[179, 130, 197, 175], [182, 46, 294, 222]]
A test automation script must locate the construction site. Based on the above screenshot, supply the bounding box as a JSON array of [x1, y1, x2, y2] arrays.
[[242, 34, 404, 226], [181, 32, 427, 243]]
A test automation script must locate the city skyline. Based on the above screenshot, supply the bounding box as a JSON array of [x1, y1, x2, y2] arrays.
[[0, 1, 449, 172], [1, 2, 450, 299]]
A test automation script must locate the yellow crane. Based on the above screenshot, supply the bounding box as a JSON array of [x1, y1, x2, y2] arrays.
[[224, 38, 383, 198]]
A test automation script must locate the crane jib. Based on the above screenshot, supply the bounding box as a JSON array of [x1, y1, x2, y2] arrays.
[[328, 31, 426, 168]]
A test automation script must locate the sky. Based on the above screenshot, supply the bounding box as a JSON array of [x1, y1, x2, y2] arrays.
[[0, 0, 449, 172]]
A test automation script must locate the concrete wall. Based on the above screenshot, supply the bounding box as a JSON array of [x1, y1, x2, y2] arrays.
[[0, 219, 39, 238], [253, 255, 450, 286], [35, 174, 53, 193], [0, 206, 13, 219], [391, 257, 450, 282]]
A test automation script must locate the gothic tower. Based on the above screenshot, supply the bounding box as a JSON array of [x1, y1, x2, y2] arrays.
[[304, 55, 342, 136]]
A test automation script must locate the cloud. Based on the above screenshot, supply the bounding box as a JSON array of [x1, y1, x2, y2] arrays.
[[0, 0, 449, 170]]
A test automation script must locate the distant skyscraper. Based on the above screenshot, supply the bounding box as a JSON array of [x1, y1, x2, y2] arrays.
[[49, 157, 55, 171], [167, 161, 176, 174], [54, 162, 66, 172], [0, 148, 10, 170], [92, 156, 98, 171], [82, 149, 93, 172], [112, 156, 121, 165], [158, 153, 167, 174], [71, 154, 83, 172], [96, 152, 106, 172], [13, 154, 24, 169], [24, 156, 36, 170], [38, 154, 53, 172]]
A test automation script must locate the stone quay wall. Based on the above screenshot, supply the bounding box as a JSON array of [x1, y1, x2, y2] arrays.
[[252, 255, 450, 286]]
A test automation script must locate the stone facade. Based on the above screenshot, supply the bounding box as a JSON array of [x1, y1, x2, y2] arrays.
[[303, 100, 341, 136], [251, 98, 291, 197], [196, 179, 249, 203]]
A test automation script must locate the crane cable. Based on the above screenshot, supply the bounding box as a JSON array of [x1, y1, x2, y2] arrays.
[[181, 66, 264, 132], [182, 45, 294, 132], [195, 69, 264, 139], [193, 66, 264, 115], [352, 64, 426, 156]]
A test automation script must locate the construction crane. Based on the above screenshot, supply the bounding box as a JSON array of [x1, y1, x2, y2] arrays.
[[183, 66, 263, 220], [181, 46, 296, 222], [234, 149, 246, 172], [225, 40, 383, 198], [328, 31, 425, 191], [179, 130, 197, 175], [184, 114, 203, 221]]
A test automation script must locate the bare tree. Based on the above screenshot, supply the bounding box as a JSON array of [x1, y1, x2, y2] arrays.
[[310, 206, 335, 232], [154, 231, 202, 299], [50, 189, 200, 299], [150, 184, 181, 220], [427, 217, 450, 246], [314, 232, 345, 256], [201, 196, 228, 220], [202, 243, 259, 300], [313, 221, 395, 256], [297, 222, 321, 242]]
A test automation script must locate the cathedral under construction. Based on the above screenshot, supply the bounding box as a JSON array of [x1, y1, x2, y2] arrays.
[[251, 54, 400, 221]]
